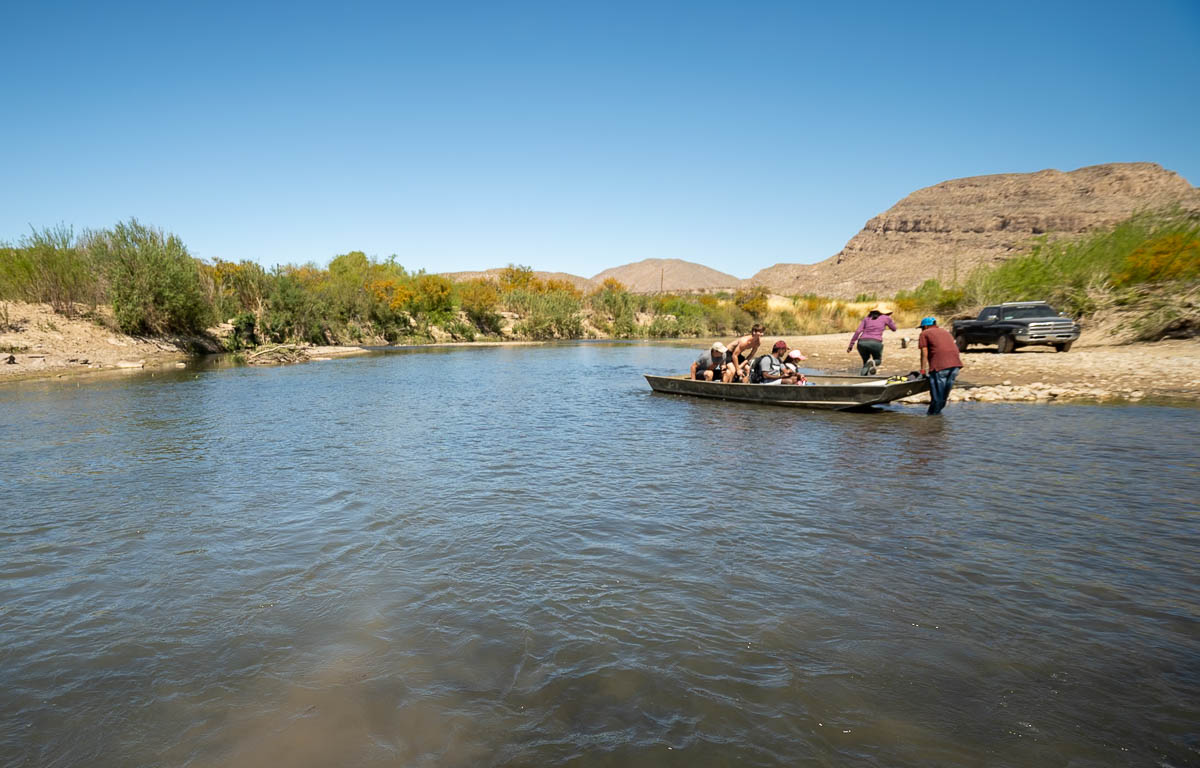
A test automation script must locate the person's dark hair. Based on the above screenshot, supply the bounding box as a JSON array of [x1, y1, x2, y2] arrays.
[[751, 323, 765, 334], [868, 310, 880, 319]]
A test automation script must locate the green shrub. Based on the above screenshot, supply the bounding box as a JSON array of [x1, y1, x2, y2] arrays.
[[588, 281, 636, 319], [228, 312, 258, 350], [647, 316, 679, 337], [326, 250, 371, 320], [0, 226, 102, 314], [262, 266, 330, 344], [611, 313, 639, 338], [203, 259, 274, 324], [87, 219, 213, 335], [510, 289, 584, 339], [444, 319, 477, 341], [675, 312, 707, 337]]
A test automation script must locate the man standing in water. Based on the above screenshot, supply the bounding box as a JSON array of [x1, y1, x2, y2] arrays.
[[722, 323, 764, 382], [918, 316, 963, 415]]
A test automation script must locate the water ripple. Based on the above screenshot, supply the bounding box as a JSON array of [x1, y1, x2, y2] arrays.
[[0, 344, 1198, 767]]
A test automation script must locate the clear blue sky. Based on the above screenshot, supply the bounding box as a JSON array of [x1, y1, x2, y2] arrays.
[[3, 0, 1198, 279]]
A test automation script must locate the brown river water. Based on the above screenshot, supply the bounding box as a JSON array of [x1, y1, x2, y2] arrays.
[[1, 343, 1198, 767]]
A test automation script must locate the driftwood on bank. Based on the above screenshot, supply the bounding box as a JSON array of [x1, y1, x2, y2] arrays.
[[246, 344, 310, 365]]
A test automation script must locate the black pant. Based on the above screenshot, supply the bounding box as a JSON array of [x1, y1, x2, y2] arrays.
[[857, 339, 883, 374]]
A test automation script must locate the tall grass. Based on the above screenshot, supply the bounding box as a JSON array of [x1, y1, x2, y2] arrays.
[[510, 289, 584, 339], [958, 209, 1200, 316], [890, 209, 1200, 330], [0, 226, 103, 314]]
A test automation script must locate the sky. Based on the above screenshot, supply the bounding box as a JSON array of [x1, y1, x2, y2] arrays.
[[2, 0, 1198, 279]]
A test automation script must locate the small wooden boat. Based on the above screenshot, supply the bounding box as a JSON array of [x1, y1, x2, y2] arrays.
[[643, 373, 930, 410]]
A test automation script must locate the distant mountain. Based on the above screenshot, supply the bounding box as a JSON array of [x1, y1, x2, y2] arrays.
[[439, 269, 598, 293], [441, 164, 1198, 299], [749, 162, 1200, 298], [592, 258, 741, 293]]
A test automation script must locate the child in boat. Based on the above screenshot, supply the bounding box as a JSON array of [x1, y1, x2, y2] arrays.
[[783, 348, 808, 384]]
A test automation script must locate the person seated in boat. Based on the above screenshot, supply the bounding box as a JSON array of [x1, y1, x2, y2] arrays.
[[783, 348, 808, 384], [690, 342, 728, 381], [751, 340, 798, 385], [722, 323, 765, 382]]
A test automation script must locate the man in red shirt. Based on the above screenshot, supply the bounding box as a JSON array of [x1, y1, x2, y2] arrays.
[[918, 316, 963, 415]]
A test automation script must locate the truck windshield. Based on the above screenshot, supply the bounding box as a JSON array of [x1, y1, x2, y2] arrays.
[[1001, 306, 1060, 319]]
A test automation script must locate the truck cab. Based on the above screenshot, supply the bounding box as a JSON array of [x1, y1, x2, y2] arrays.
[[952, 301, 1080, 353]]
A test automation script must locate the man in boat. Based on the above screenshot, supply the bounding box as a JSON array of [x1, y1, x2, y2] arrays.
[[722, 323, 765, 382], [752, 340, 798, 384], [690, 341, 729, 381], [917, 316, 963, 415]]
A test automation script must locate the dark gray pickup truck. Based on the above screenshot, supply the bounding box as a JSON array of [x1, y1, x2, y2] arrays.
[[951, 301, 1081, 353]]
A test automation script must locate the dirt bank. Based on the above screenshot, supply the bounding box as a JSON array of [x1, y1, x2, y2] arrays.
[[0, 302, 191, 382], [3, 302, 1198, 402]]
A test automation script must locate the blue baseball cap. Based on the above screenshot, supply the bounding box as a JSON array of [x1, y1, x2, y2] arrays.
[[919, 316, 936, 327]]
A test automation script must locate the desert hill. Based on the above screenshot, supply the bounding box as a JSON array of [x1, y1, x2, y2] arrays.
[[750, 162, 1200, 298], [591, 258, 740, 293], [439, 269, 598, 293]]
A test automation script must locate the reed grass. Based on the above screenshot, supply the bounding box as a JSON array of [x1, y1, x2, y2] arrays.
[[0, 226, 103, 315], [957, 208, 1200, 316]]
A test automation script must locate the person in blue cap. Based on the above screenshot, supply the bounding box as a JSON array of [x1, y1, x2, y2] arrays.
[[917, 316, 963, 415]]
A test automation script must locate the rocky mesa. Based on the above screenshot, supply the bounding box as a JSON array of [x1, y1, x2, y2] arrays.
[[750, 162, 1200, 298]]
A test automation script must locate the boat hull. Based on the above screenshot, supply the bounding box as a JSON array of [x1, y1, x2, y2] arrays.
[[644, 374, 930, 410]]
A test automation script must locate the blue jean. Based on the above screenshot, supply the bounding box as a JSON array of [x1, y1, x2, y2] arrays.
[[927, 367, 960, 415]]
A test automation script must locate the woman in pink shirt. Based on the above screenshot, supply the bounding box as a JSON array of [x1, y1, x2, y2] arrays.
[[846, 303, 897, 375]]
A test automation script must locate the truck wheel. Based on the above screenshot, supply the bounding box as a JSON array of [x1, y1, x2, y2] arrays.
[[1054, 341, 1073, 353], [996, 335, 1015, 354], [955, 334, 968, 352]]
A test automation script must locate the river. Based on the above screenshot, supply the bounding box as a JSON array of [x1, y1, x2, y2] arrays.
[[1, 343, 1197, 767]]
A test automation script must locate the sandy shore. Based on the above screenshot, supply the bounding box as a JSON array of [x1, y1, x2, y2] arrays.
[[776, 330, 1200, 403], [3, 302, 1198, 402]]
